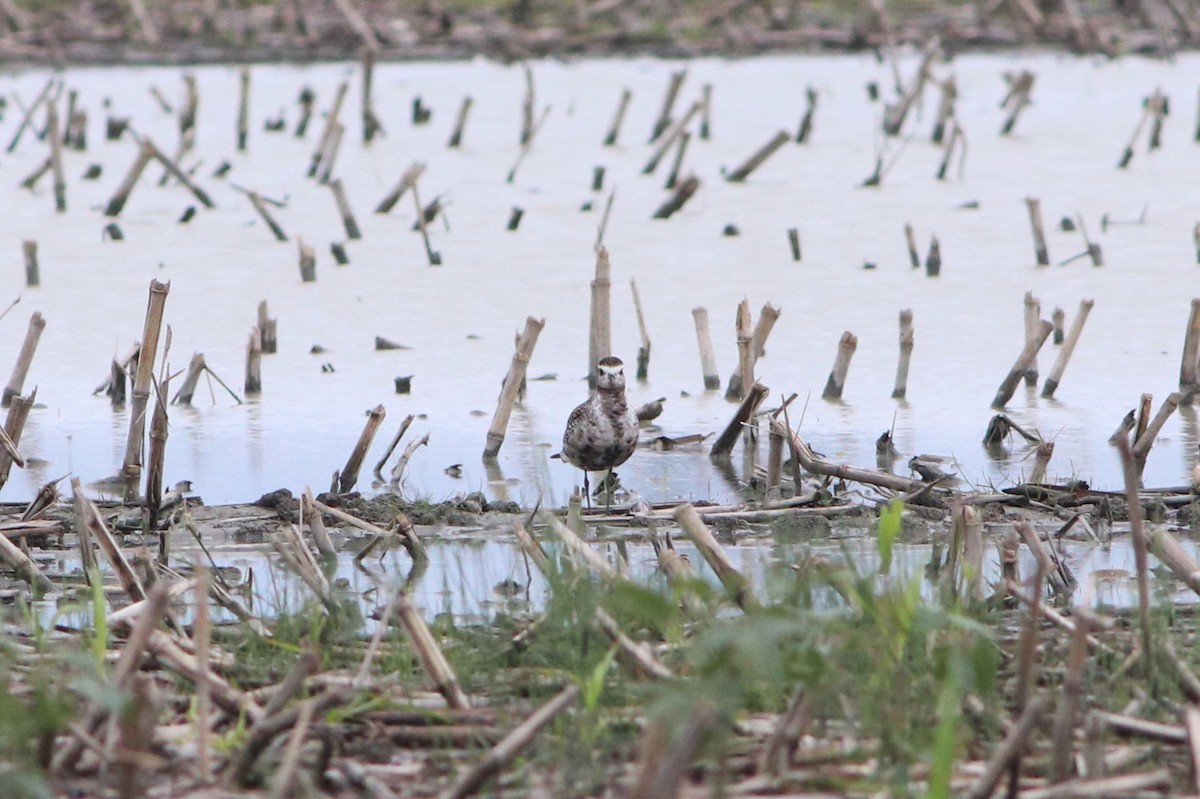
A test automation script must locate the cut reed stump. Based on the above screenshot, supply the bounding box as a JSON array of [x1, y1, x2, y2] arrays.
[[339, 404, 386, 492], [171, 352, 206, 405], [904, 223, 920, 268], [664, 131, 691, 190], [674, 503, 759, 610], [1132, 391, 1181, 478], [145, 138, 215, 208], [822, 331, 858, 400], [483, 317, 545, 458], [1000, 70, 1035, 135], [317, 122, 345, 185], [1181, 298, 1200, 399], [121, 280, 169, 500], [652, 175, 699, 219], [992, 319, 1053, 408], [925, 235, 941, 276], [700, 83, 713, 139], [46, 100, 65, 212], [379, 161, 432, 213], [649, 69, 686, 142], [642, 101, 701, 175], [726, 130, 790, 183], [787, 228, 801, 261], [445, 95, 473, 149], [360, 46, 383, 143], [0, 389, 32, 491], [1025, 197, 1050, 266], [893, 309, 914, 399], [796, 86, 818, 143], [298, 239, 316, 282], [506, 207, 523, 230], [726, 299, 754, 401], [3, 312, 45, 408], [237, 65, 250, 151], [308, 80, 348, 178], [1023, 291, 1042, 385], [630, 279, 651, 380], [751, 302, 781, 359], [22, 240, 38, 288], [692, 307, 721, 390], [1041, 299, 1094, 398], [105, 138, 155, 217], [145, 374, 169, 536], [329, 179, 361, 240], [245, 328, 262, 395], [603, 88, 631, 147], [1051, 306, 1065, 344], [409, 174, 442, 265], [257, 300, 277, 353]]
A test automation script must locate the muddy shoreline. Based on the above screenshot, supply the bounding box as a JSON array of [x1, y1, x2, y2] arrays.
[[0, 0, 1195, 67]]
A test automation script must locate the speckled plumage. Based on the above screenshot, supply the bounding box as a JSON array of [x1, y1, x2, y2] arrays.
[[561, 357, 639, 474]]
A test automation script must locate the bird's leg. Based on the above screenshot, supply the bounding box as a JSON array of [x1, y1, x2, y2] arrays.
[[582, 471, 591, 510], [604, 468, 613, 513]]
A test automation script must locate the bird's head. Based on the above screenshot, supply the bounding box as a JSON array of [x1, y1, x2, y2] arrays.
[[596, 356, 626, 392]]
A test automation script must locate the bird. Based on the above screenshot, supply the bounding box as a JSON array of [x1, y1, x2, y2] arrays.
[[561, 356, 639, 506]]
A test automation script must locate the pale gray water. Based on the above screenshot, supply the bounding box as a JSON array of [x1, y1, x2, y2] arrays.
[[0, 53, 1198, 506]]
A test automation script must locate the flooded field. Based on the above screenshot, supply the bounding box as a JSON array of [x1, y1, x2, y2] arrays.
[[0, 53, 1198, 508]]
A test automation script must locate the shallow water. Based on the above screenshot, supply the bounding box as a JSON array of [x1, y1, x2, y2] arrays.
[[0, 53, 1198, 506], [25, 521, 1183, 631]]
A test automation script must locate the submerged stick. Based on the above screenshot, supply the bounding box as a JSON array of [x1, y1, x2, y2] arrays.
[[104, 138, 155, 217], [3, 312, 44, 407], [248, 191, 287, 241], [651, 175, 699, 219], [642, 101, 701, 174], [893, 309, 914, 399], [710, 382, 768, 458], [726, 130, 790, 183], [692, 307, 721, 390], [339, 404, 386, 492], [374, 162, 425, 214], [992, 320, 1053, 408], [257, 300, 277, 353], [1042, 299, 1094, 398], [483, 317, 545, 458]]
